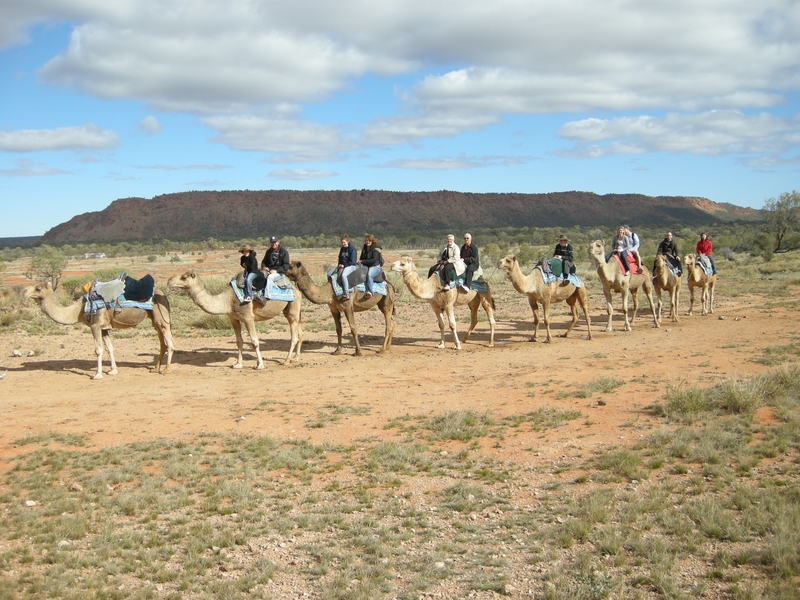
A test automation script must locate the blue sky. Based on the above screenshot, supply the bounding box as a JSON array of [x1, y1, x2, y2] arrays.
[[1, 0, 799, 237]]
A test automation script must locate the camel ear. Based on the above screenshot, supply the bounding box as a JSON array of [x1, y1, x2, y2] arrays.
[[187, 270, 196, 277], [294, 261, 301, 268], [45, 281, 53, 289]]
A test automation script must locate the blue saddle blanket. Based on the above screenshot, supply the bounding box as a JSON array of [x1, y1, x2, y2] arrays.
[[230, 279, 295, 303], [329, 276, 388, 298], [439, 277, 489, 294], [697, 255, 713, 276], [535, 266, 583, 288], [84, 294, 155, 313]]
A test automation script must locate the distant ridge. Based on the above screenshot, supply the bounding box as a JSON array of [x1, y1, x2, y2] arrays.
[[0, 236, 41, 248], [41, 190, 761, 244]]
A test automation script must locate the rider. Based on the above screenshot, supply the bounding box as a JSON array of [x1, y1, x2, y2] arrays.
[[695, 232, 717, 274], [460, 233, 479, 291], [261, 236, 290, 290], [655, 231, 681, 275], [336, 235, 358, 300], [239, 245, 258, 303], [623, 225, 642, 272], [610, 226, 632, 273], [428, 234, 465, 290], [553, 234, 574, 282], [358, 234, 383, 299]]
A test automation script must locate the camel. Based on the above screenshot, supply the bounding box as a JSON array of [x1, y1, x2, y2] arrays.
[[23, 281, 174, 380], [684, 254, 716, 316], [589, 240, 659, 332], [391, 256, 496, 349], [285, 261, 395, 356], [497, 255, 592, 342], [652, 254, 681, 324], [167, 270, 302, 369]]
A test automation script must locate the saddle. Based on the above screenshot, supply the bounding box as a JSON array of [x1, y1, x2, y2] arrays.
[[235, 272, 267, 290], [123, 274, 155, 301]]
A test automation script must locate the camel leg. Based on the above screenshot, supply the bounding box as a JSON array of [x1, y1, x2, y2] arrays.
[[434, 308, 448, 349], [150, 317, 174, 374], [344, 307, 362, 357], [229, 317, 246, 369], [580, 292, 593, 340], [283, 310, 301, 364], [602, 289, 615, 332], [563, 297, 578, 338], [629, 289, 639, 329], [100, 328, 118, 378], [378, 298, 395, 353], [708, 283, 715, 314], [541, 297, 553, 343], [643, 280, 659, 328], [621, 288, 632, 331], [528, 297, 540, 342], [687, 285, 695, 316], [655, 287, 663, 324], [90, 326, 107, 379], [482, 296, 496, 347], [330, 308, 345, 355], [447, 306, 462, 350], [463, 296, 480, 344], [241, 318, 264, 369]]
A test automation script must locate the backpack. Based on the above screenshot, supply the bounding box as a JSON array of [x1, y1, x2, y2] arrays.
[[377, 247, 384, 267]]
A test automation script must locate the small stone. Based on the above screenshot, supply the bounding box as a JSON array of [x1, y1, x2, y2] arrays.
[[69, 483, 83, 492], [718, 315, 727, 320], [12, 349, 22, 357], [58, 540, 71, 547], [434, 561, 445, 569], [26, 350, 35, 357], [25, 500, 37, 507]]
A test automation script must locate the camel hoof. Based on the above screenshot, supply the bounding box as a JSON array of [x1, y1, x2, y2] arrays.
[[332, 348, 343, 355], [436, 343, 446, 349], [254, 364, 265, 370], [232, 363, 243, 369], [487, 343, 494, 348], [91, 374, 103, 380], [107, 369, 118, 376]]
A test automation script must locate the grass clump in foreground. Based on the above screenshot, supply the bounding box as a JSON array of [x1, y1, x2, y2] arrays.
[[1, 368, 799, 598]]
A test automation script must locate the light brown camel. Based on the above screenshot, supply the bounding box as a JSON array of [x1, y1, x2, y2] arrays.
[[168, 270, 302, 369], [497, 255, 592, 342], [23, 281, 174, 380], [589, 240, 659, 332], [285, 261, 395, 356], [391, 256, 496, 349], [652, 254, 681, 324], [684, 254, 717, 316]]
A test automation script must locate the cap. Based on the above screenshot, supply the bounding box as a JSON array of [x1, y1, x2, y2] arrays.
[[269, 236, 278, 243]]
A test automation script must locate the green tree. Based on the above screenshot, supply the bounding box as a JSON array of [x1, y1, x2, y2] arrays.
[[763, 190, 800, 253], [26, 245, 68, 290]]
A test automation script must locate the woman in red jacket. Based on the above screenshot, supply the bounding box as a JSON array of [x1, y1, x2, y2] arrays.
[[695, 232, 716, 274]]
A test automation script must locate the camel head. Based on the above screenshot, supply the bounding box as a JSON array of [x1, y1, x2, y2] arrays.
[[497, 255, 518, 272], [390, 256, 415, 275], [168, 270, 200, 291], [284, 261, 309, 282], [654, 254, 667, 272], [23, 281, 54, 301], [590, 240, 605, 257], [684, 253, 696, 269]]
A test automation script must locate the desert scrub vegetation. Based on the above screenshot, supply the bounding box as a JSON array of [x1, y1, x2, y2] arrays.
[[1, 369, 800, 599]]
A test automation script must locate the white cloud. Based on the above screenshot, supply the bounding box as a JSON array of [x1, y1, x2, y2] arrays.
[[134, 163, 230, 170], [269, 168, 338, 180], [0, 124, 119, 152], [204, 114, 352, 162], [138, 115, 162, 134], [557, 111, 800, 157], [0, 167, 71, 177], [372, 154, 529, 170]]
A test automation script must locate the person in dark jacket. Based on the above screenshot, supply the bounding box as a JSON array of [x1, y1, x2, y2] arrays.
[[239, 245, 258, 302], [261, 236, 290, 275], [553, 235, 574, 282], [460, 233, 479, 290], [336, 235, 358, 299], [655, 231, 681, 274], [358, 234, 383, 299]]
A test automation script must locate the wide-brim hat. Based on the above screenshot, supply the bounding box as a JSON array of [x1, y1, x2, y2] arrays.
[[558, 235, 569, 242], [239, 245, 251, 253]]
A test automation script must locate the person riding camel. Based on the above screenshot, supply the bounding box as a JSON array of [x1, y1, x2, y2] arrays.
[[553, 234, 574, 282], [336, 235, 358, 300], [623, 225, 642, 272], [696, 232, 717, 274], [460, 233, 479, 291], [358, 234, 384, 299], [428, 234, 466, 291], [238, 245, 258, 303], [610, 226, 632, 273], [655, 231, 682, 275]]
